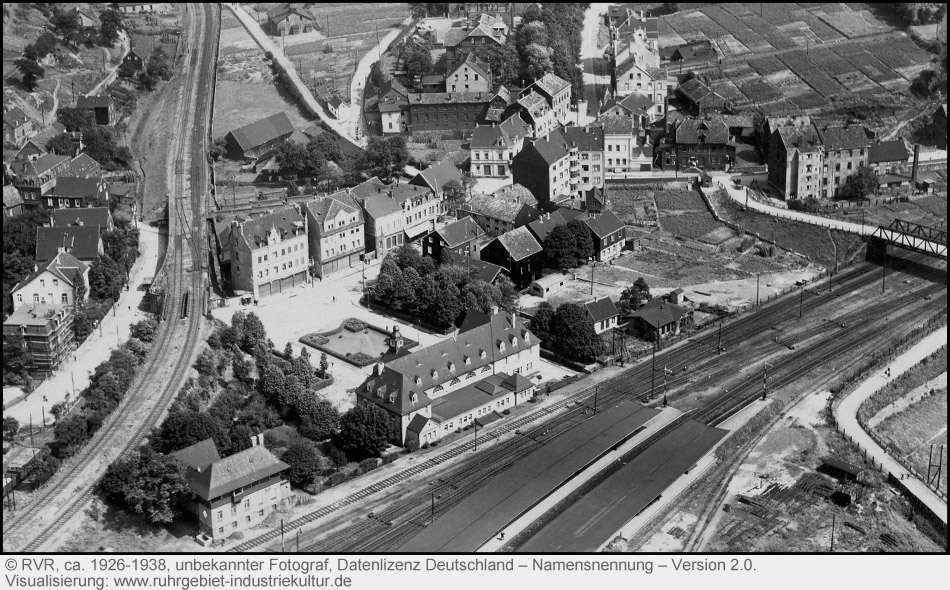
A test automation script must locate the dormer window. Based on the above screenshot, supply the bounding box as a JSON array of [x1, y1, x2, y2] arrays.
[[523, 332, 530, 343], [431, 369, 439, 379], [366, 383, 372, 392], [410, 393, 417, 403], [510, 336, 517, 346], [415, 377, 422, 386], [448, 362, 455, 372], [498, 342, 506, 353], [464, 356, 471, 365], [480, 350, 486, 359], [389, 394, 396, 403]]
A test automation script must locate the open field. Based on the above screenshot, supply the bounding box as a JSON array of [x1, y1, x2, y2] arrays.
[[876, 390, 948, 497], [606, 185, 659, 226]]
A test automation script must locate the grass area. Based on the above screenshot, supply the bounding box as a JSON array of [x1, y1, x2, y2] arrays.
[[608, 186, 658, 226], [877, 390, 948, 494], [660, 212, 724, 241], [859, 347, 947, 422], [711, 189, 864, 270], [653, 186, 730, 242]]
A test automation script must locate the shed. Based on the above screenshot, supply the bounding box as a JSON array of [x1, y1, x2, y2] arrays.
[[530, 273, 569, 298], [818, 456, 864, 483]]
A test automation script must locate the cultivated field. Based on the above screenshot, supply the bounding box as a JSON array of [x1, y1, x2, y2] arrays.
[[877, 390, 948, 495], [653, 187, 734, 243], [605, 185, 659, 226]]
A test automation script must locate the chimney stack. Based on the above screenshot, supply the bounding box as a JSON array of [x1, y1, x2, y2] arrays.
[[912, 144, 920, 183], [490, 304, 499, 315], [375, 360, 384, 376]]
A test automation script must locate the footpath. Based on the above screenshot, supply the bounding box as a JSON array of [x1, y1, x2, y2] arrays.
[[833, 327, 948, 526], [3, 225, 167, 427]]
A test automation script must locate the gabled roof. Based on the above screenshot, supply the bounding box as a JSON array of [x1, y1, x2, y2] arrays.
[[408, 91, 495, 105], [869, 140, 909, 163], [677, 77, 713, 104], [628, 298, 687, 328], [36, 225, 102, 263], [524, 127, 569, 165], [362, 194, 403, 220], [129, 34, 155, 58], [412, 160, 463, 193], [13, 250, 88, 293], [532, 72, 571, 97], [49, 176, 106, 200], [11, 153, 71, 179], [76, 95, 114, 109], [462, 184, 538, 223], [227, 112, 295, 153], [268, 6, 316, 24], [305, 194, 361, 228], [435, 216, 481, 248], [776, 123, 822, 152], [406, 413, 434, 436], [170, 438, 221, 471], [499, 112, 531, 139], [3, 186, 23, 209], [816, 124, 870, 150], [16, 139, 46, 160], [526, 210, 568, 243], [4, 107, 32, 128], [449, 52, 491, 80], [599, 114, 636, 135], [585, 297, 619, 323], [562, 125, 604, 152], [349, 176, 387, 201], [516, 91, 548, 116], [465, 258, 503, 284], [388, 182, 433, 205], [233, 206, 306, 250], [444, 27, 467, 48], [327, 95, 347, 109], [70, 153, 100, 177], [471, 113, 531, 149], [492, 226, 542, 262], [189, 445, 288, 500], [583, 210, 625, 239], [619, 92, 654, 114], [52, 206, 112, 228], [675, 119, 729, 145]]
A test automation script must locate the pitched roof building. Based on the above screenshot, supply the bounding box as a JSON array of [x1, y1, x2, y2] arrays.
[[35, 225, 104, 264], [409, 160, 464, 198], [11, 250, 90, 311], [479, 226, 543, 288], [51, 206, 114, 231], [458, 183, 540, 235], [228, 206, 309, 299], [46, 176, 110, 209], [422, 215, 482, 263], [585, 296, 619, 334], [583, 209, 625, 262], [304, 194, 365, 278], [225, 112, 296, 160]]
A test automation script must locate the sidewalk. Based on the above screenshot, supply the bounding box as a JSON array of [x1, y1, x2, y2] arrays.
[[3, 224, 167, 427], [224, 4, 366, 149], [833, 326, 948, 525]]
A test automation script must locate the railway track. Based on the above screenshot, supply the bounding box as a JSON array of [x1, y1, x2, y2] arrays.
[[280, 254, 945, 553], [2, 4, 218, 552]]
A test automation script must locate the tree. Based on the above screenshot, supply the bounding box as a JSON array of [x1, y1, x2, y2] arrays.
[[837, 165, 880, 200], [241, 312, 267, 352], [3, 416, 19, 441], [57, 106, 95, 133], [522, 43, 553, 81], [568, 218, 594, 263], [2, 333, 30, 385], [308, 132, 343, 165], [89, 255, 124, 301], [543, 224, 577, 271], [150, 411, 229, 454], [101, 449, 190, 524], [50, 8, 82, 47], [335, 403, 394, 459], [402, 43, 433, 79], [551, 303, 606, 360], [469, 41, 520, 86], [130, 318, 159, 343], [618, 278, 651, 315], [141, 48, 172, 91], [53, 414, 91, 459], [367, 62, 386, 95], [43, 132, 74, 156], [15, 58, 44, 91], [442, 179, 466, 212], [319, 352, 330, 377], [529, 301, 555, 343], [99, 9, 123, 46], [24, 32, 58, 61], [360, 136, 409, 181], [281, 442, 323, 487], [299, 396, 341, 441]]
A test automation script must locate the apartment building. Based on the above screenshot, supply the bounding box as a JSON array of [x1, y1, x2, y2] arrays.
[[229, 206, 309, 299]]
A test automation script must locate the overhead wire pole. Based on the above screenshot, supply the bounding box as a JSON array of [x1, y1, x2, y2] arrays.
[[762, 362, 774, 401]]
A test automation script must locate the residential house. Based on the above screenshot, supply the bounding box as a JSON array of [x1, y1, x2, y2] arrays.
[[35, 225, 104, 264], [357, 307, 539, 445], [444, 20, 507, 70], [229, 206, 309, 299], [15, 139, 47, 161], [387, 183, 441, 242], [935, 104, 947, 149], [360, 194, 405, 257], [458, 183, 539, 236], [423, 216, 482, 263], [124, 34, 156, 71], [407, 90, 505, 133], [600, 91, 662, 121], [51, 206, 114, 231], [11, 251, 90, 311], [562, 125, 606, 194], [558, 185, 608, 214], [3, 108, 35, 147], [174, 437, 291, 542], [480, 226, 543, 288], [2, 304, 74, 373], [224, 112, 296, 161], [676, 77, 727, 116], [768, 120, 823, 200], [304, 193, 365, 278], [74, 8, 100, 28], [367, 78, 410, 134], [868, 140, 909, 176], [668, 118, 734, 171], [585, 296, 619, 334], [663, 40, 717, 65], [469, 113, 532, 179], [525, 209, 569, 246], [114, 3, 163, 13], [349, 176, 387, 201], [9, 153, 72, 206], [627, 297, 691, 340], [601, 114, 652, 175], [524, 73, 572, 126], [512, 128, 572, 204], [76, 95, 116, 126], [326, 96, 348, 119], [70, 153, 102, 178], [44, 176, 110, 209], [3, 186, 24, 218], [446, 52, 491, 94], [816, 124, 871, 197], [509, 91, 558, 139], [583, 209, 625, 262], [409, 159, 464, 201], [265, 5, 320, 36]]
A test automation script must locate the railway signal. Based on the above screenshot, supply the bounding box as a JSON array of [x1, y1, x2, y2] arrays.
[[762, 362, 774, 401]]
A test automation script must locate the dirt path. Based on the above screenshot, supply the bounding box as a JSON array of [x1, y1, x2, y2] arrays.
[[883, 98, 943, 141]]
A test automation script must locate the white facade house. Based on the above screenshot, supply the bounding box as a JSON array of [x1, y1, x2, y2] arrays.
[[229, 206, 309, 300]]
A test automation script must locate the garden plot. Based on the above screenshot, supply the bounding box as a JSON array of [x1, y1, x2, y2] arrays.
[[739, 79, 784, 103], [835, 70, 879, 94], [716, 35, 751, 58], [806, 48, 856, 77], [710, 80, 748, 105], [749, 55, 788, 77], [608, 186, 659, 227], [814, 9, 876, 38]]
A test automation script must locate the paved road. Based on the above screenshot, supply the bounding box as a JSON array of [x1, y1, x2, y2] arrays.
[[579, 3, 613, 125], [833, 326, 948, 526], [347, 15, 413, 138], [225, 3, 366, 149]]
